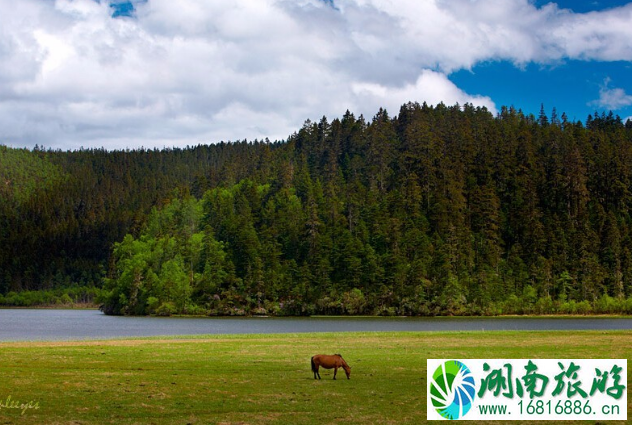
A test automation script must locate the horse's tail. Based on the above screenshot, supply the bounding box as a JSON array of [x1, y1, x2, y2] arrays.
[[311, 356, 317, 373]]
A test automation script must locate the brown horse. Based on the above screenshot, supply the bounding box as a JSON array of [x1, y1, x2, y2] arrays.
[[311, 354, 351, 380]]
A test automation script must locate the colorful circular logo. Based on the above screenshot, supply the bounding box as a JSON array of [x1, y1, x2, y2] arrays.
[[430, 360, 476, 420]]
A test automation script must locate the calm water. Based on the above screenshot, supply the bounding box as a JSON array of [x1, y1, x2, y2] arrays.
[[1, 309, 632, 341]]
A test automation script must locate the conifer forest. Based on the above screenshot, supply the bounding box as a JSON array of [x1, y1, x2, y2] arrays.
[[3, 102, 632, 316]]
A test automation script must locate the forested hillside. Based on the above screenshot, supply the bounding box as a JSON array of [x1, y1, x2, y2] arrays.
[[3, 102, 632, 315], [0, 141, 277, 296]]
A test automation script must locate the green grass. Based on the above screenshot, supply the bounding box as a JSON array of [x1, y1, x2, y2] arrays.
[[0, 331, 630, 424]]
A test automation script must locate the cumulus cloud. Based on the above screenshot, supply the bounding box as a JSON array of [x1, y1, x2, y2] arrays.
[[592, 78, 632, 110], [352, 70, 496, 115], [0, 0, 631, 149]]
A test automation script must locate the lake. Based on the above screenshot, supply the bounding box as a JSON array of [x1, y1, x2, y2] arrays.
[[1, 309, 632, 341]]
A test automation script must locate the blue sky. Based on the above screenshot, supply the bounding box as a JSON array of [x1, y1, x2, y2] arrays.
[[450, 60, 632, 123], [536, 0, 627, 12], [1, 0, 631, 150], [452, 0, 632, 123]]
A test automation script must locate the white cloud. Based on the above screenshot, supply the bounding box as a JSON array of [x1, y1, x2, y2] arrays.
[[593, 78, 632, 110], [352, 70, 497, 115], [0, 0, 632, 149]]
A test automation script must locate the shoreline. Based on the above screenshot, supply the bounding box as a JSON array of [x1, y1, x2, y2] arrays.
[[1, 306, 632, 319], [2, 328, 632, 346]]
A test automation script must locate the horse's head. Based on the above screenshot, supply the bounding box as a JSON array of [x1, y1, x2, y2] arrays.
[[343, 363, 351, 379]]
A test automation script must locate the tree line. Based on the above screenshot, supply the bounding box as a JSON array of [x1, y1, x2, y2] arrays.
[[3, 103, 632, 315]]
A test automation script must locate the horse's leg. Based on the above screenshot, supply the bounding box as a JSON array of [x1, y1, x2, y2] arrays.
[[333, 366, 337, 380], [317, 366, 321, 380]]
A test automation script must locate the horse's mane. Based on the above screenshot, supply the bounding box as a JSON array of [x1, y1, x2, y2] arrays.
[[336, 354, 350, 369]]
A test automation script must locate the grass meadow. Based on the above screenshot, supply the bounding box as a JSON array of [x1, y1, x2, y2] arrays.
[[0, 330, 630, 424]]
